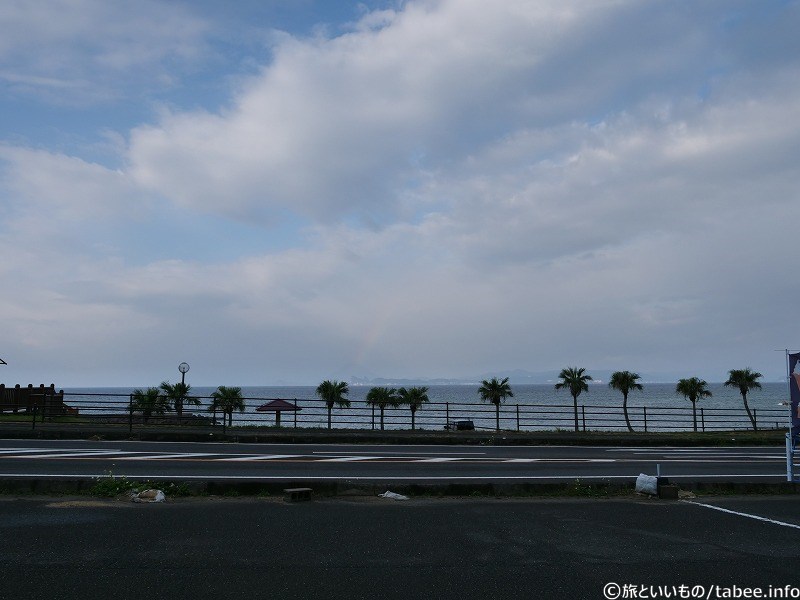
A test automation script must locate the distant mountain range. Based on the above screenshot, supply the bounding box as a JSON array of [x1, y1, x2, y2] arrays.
[[349, 369, 687, 386]]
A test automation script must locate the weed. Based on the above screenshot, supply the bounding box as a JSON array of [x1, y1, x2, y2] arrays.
[[89, 472, 193, 498], [90, 471, 136, 497]]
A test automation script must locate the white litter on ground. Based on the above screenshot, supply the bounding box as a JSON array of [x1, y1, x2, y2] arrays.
[[378, 491, 409, 501], [132, 489, 166, 503], [635, 474, 658, 495]]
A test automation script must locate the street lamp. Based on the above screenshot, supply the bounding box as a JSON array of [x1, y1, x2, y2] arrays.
[[178, 362, 190, 385], [177, 362, 190, 420]]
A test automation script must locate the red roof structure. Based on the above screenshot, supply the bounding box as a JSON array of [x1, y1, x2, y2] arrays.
[[255, 399, 302, 412], [255, 399, 301, 427]]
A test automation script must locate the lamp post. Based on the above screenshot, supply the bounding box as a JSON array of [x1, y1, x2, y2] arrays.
[[178, 362, 189, 420], [179, 362, 190, 385]]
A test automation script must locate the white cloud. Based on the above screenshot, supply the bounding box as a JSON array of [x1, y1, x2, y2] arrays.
[[3, 0, 800, 385], [0, 145, 145, 221], [127, 0, 635, 222], [0, 0, 209, 103]]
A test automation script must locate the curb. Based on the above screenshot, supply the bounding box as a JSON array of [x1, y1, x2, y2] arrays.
[[0, 424, 788, 446], [1, 477, 797, 499]]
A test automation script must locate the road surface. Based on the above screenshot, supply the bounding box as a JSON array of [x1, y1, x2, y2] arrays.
[[1, 495, 799, 600], [0, 438, 792, 483]]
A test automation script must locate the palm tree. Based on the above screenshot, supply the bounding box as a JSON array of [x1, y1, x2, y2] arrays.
[[478, 377, 514, 432], [209, 385, 246, 427], [366, 387, 400, 431], [159, 380, 199, 418], [131, 387, 169, 423], [609, 371, 643, 433], [315, 380, 350, 429], [397, 386, 429, 430], [555, 367, 593, 432], [724, 368, 762, 431], [676, 377, 712, 432]]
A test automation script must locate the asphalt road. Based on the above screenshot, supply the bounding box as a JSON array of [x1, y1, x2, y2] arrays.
[[1, 495, 798, 600], [0, 438, 793, 483]]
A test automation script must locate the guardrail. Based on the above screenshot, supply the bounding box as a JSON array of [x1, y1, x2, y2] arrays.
[[0, 392, 788, 434]]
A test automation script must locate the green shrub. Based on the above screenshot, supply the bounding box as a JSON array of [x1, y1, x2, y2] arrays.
[[90, 472, 136, 497]]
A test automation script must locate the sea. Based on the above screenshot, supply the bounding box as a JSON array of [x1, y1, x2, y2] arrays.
[[61, 382, 794, 433]]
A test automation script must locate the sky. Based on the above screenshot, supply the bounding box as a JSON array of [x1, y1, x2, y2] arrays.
[[1, 0, 799, 387]]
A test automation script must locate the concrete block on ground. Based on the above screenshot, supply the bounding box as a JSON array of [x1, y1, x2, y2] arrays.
[[284, 487, 313, 502]]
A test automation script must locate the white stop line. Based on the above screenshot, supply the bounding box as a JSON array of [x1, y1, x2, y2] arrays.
[[681, 500, 800, 530]]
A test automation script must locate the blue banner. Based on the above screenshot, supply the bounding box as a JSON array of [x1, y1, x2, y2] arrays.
[[789, 352, 800, 440]]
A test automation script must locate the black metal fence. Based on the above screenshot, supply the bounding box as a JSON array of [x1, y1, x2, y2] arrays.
[[0, 392, 788, 434]]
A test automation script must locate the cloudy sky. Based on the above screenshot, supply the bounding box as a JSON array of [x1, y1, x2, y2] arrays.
[[1, 0, 799, 387]]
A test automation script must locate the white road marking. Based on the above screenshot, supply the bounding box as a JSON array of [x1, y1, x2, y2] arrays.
[[415, 457, 465, 463], [318, 456, 383, 462], [0, 448, 68, 455], [503, 458, 540, 463], [0, 473, 786, 481], [15, 451, 131, 459], [117, 453, 217, 460], [312, 451, 487, 456], [0, 473, 639, 480], [0, 448, 128, 454], [217, 454, 299, 462], [682, 500, 800, 530], [605, 448, 780, 452]]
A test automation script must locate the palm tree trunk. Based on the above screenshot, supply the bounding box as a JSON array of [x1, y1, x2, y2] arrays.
[[380, 407, 385, 431], [328, 405, 332, 429], [228, 411, 232, 427], [691, 400, 697, 432], [742, 393, 757, 431], [572, 394, 579, 432], [495, 402, 500, 432], [623, 392, 633, 433], [411, 408, 416, 430]]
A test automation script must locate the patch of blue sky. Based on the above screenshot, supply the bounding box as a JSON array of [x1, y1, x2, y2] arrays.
[[112, 206, 311, 266], [195, 0, 398, 37]]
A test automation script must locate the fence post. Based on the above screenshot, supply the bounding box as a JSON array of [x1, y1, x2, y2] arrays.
[[701, 407, 705, 432], [128, 394, 133, 434], [516, 404, 520, 431], [222, 411, 227, 435], [294, 400, 297, 429], [581, 405, 586, 432], [371, 405, 375, 430], [643, 406, 647, 433], [446, 402, 450, 427], [753, 409, 757, 430]]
